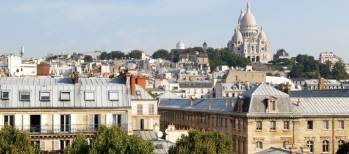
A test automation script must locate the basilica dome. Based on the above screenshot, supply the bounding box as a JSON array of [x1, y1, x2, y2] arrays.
[[240, 3, 257, 26]]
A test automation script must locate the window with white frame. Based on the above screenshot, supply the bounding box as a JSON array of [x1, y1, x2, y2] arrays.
[[1, 91, 9, 100], [323, 120, 329, 130], [137, 104, 143, 115], [322, 140, 329, 152], [256, 121, 262, 131], [307, 140, 314, 153], [284, 121, 290, 130], [19, 91, 30, 101], [339, 140, 345, 148], [84, 92, 95, 101], [339, 120, 344, 129], [60, 92, 70, 101], [270, 121, 276, 130], [256, 141, 263, 150], [149, 104, 154, 115], [108, 91, 119, 101], [39, 92, 50, 101]]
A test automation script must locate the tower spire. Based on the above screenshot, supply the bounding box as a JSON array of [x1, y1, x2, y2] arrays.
[[246, 0, 251, 11]]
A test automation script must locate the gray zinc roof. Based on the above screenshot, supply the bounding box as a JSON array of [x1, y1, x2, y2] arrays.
[[244, 83, 288, 97], [291, 97, 349, 115]]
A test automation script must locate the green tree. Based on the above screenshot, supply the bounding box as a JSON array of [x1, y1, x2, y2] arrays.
[[99, 52, 110, 60], [110, 51, 125, 60], [84, 55, 94, 62], [168, 131, 231, 154], [0, 126, 39, 154], [152, 49, 170, 60], [337, 142, 349, 154], [68, 126, 154, 154], [65, 134, 90, 154], [127, 50, 143, 59], [289, 54, 319, 78], [332, 60, 348, 80]]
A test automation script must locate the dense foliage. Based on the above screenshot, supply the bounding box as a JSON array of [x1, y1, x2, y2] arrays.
[[127, 50, 143, 59], [337, 142, 349, 154], [0, 126, 39, 154], [66, 126, 154, 154], [168, 131, 232, 154], [84, 55, 93, 62], [152, 49, 170, 60], [99, 51, 125, 60], [207, 47, 251, 70], [286, 54, 348, 79]]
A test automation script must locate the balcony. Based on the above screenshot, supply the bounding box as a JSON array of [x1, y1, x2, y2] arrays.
[[2, 124, 128, 135]]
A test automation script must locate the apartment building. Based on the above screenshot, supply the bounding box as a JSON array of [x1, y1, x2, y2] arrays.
[[159, 84, 349, 154], [0, 77, 131, 152]]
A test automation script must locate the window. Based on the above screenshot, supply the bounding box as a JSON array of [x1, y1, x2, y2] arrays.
[[307, 120, 313, 130], [19, 91, 30, 101], [4, 115, 14, 127], [323, 120, 329, 130], [284, 121, 290, 130], [39, 92, 50, 101], [339, 140, 345, 148], [307, 141, 314, 153], [84, 92, 95, 101], [256, 121, 262, 131], [339, 120, 344, 129], [137, 104, 143, 115], [323, 140, 329, 152], [149, 104, 155, 115], [270, 100, 276, 111], [256, 141, 263, 150], [270, 121, 276, 130], [60, 92, 70, 101], [112, 114, 122, 127], [60, 115, 71, 132], [1, 91, 9, 100], [60, 140, 70, 150], [108, 91, 119, 101], [94, 114, 101, 130]]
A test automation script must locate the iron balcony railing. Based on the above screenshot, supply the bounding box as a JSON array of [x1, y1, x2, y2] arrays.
[[2, 124, 128, 134]]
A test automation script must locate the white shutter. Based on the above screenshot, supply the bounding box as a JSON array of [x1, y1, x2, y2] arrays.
[[106, 114, 112, 127], [14, 114, 21, 129], [149, 118, 154, 130], [54, 140, 60, 151], [53, 114, 60, 133], [88, 115, 94, 131], [135, 119, 140, 130], [23, 114, 30, 131], [122, 113, 127, 127], [40, 140, 46, 151], [70, 114, 76, 132], [41, 114, 47, 133]]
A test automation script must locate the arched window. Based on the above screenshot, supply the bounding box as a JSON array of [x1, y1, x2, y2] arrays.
[[323, 140, 329, 152], [256, 141, 263, 150], [307, 141, 314, 153], [338, 140, 345, 148]]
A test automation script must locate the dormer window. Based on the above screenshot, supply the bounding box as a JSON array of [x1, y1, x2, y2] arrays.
[[265, 97, 277, 112]]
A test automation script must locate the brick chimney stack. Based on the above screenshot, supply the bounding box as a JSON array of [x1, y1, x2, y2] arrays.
[[129, 75, 147, 96]]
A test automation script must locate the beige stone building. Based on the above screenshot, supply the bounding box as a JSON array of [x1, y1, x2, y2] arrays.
[[159, 84, 349, 154], [225, 70, 266, 83], [0, 76, 160, 153]]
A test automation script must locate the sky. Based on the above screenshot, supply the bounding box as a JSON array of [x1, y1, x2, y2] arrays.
[[0, 0, 349, 61]]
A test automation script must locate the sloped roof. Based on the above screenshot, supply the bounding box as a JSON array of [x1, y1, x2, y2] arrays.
[[291, 97, 349, 115], [131, 85, 155, 100], [244, 83, 288, 97]]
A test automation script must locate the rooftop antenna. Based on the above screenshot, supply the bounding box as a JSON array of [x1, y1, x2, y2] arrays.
[[20, 46, 24, 57]]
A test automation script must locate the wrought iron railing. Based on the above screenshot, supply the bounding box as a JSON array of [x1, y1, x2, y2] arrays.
[[2, 124, 128, 134]]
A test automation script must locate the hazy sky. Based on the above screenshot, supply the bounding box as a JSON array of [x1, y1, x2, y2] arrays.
[[0, 0, 349, 61]]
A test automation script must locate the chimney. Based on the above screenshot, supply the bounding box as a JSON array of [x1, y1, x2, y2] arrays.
[[318, 77, 325, 90], [71, 71, 79, 84], [130, 75, 136, 96]]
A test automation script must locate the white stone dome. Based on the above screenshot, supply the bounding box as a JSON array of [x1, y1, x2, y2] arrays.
[[258, 29, 267, 40], [176, 40, 185, 50], [233, 29, 243, 41], [240, 3, 257, 26]]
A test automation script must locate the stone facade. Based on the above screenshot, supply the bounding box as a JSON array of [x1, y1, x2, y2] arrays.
[[227, 2, 272, 63]]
